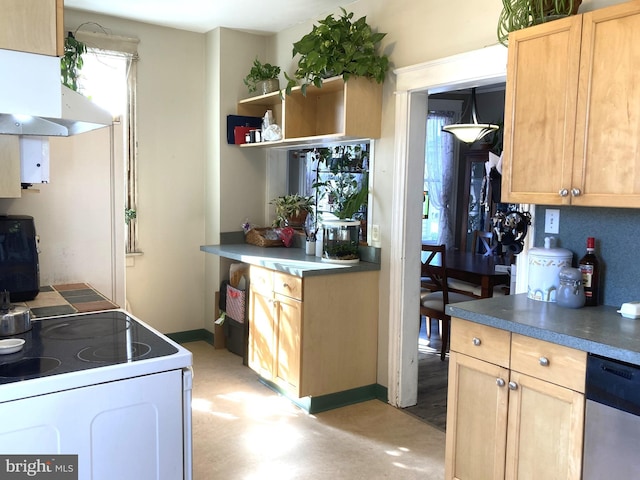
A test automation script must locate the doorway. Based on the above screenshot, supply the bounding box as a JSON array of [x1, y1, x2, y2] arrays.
[[387, 44, 508, 408]]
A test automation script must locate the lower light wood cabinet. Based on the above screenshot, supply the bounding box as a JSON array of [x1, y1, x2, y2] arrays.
[[445, 317, 586, 480], [248, 265, 378, 398]]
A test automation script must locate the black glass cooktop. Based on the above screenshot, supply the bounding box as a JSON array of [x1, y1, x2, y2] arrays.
[[0, 311, 178, 384]]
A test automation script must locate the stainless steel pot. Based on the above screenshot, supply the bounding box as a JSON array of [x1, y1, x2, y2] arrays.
[[0, 291, 31, 336]]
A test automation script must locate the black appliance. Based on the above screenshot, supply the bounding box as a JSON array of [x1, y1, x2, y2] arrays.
[[0, 310, 179, 385], [0, 215, 39, 301], [583, 353, 640, 479]]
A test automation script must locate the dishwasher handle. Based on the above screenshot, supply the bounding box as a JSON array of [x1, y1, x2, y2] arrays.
[[586, 353, 640, 416]]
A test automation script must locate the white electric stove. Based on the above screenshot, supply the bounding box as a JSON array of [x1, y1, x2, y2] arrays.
[[0, 309, 193, 480]]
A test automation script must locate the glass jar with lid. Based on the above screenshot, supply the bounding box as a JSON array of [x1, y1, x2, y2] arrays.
[[556, 267, 586, 309]]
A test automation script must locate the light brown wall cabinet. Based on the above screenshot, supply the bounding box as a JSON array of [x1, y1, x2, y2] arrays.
[[0, 0, 64, 56], [248, 265, 378, 398], [237, 76, 382, 147], [502, 1, 640, 208], [445, 318, 586, 480]]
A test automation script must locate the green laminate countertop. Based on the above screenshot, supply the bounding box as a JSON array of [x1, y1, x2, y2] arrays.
[[446, 293, 640, 365], [200, 243, 380, 277]]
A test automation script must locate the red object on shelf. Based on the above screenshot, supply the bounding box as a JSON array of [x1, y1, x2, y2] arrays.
[[234, 126, 253, 144]]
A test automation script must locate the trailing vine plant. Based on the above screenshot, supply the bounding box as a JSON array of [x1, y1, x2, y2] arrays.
[[61, 32, 86, 91]]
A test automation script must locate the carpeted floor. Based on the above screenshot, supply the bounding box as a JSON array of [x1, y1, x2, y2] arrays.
[[403, 318, 449, 432]]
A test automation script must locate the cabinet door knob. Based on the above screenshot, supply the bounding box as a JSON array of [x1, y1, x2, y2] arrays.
[[571, 188, 581, 197], [472, 337, 481, 346], [496, 378, 506, 387], [508, 381, 518, 390], [282, 283, 289, 288], [558, 188, 569, 197], [539, 356, 550, 367]]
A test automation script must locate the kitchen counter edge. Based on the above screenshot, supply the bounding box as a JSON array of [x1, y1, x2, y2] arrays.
[[200, 244, 380, 277], [446, 293, 640, 365]]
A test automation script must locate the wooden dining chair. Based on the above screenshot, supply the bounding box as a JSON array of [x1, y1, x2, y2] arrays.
[[420, 244, 477, 360], [472, 230, 496, 256]]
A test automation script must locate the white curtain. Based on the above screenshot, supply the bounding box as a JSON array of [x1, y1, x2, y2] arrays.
[[425, 110, 456, 248]]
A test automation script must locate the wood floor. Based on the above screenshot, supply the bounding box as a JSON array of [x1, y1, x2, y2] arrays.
[[403, 318, 449, 432]]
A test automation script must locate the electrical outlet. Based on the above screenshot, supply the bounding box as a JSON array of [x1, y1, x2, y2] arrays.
[[371, 224, 380, 242], [545, 209, 560, 234]]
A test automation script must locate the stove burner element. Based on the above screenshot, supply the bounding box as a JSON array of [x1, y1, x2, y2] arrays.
[[40, 317, 131, 340], [0, 357, 61, 378], [77, 342, 151, 363]]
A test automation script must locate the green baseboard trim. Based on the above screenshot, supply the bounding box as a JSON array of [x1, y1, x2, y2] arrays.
[[166, 328, 214, 345], [258, 378, 385, 414], [374, 384, 388, 402]]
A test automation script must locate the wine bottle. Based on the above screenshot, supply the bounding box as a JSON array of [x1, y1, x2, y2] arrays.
[[579, 237, 600, 306]]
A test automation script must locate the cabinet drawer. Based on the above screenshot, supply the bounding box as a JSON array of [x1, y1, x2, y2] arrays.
[[450, 318, 511, 367], [249, 266, 273, 295], [510, 334, 586, 393], [273, 272, 302, 300]]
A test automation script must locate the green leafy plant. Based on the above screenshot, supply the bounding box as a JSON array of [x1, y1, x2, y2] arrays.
[[61, 32, 86, 91], [243, 58, 281, 93], [497, 0, 582, 46], [270, 194, 314, 227], [285, 8, 389, 96]]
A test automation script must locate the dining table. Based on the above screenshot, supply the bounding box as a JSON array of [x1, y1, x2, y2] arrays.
[[446, 250, 511, 298]]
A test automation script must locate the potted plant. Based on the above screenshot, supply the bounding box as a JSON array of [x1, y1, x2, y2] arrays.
[[313, 145, 369, 263], [243, 58, 281, 96], [497, 0, 582, 46], [270, 194, 314, 228], [284, 8, 389, 96]]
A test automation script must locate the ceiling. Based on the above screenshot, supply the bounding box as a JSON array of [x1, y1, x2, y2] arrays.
[[64, 0, 354, 34]]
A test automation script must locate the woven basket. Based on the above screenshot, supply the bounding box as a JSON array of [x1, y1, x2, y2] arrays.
[[245, 228, 282, 247]]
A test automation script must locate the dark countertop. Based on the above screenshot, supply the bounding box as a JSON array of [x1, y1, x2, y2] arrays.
[[200, 243, 380, 277], [447, 293, 640, 365]]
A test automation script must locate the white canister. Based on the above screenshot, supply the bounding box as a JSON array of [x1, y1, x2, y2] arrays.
[[527, 237, 573, 302]]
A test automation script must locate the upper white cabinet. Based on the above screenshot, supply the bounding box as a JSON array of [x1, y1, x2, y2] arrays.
[[236, 76, 383, 147], [502, 1, 640, 208], [0, 0, 64, 57]]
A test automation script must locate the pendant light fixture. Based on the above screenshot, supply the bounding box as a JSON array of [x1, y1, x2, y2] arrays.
[[442, 87, 499, 144]]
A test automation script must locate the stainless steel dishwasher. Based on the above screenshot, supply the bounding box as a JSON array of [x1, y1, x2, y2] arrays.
[[583, 353, 640, 479]]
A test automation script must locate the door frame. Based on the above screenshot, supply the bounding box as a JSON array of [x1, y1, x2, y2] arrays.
[[387, 44, 508, 407]]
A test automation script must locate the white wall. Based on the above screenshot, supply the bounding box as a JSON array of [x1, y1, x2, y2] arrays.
[[202, 28, 271, 333], [64, 10, 207, 334], [0, 126, 124, 305]]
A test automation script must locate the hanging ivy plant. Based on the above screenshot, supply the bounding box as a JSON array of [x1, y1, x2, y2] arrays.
[[61, 32, 86, 91]]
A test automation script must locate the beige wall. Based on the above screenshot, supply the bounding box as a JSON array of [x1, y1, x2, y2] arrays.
[[0, 126, 124, 305], [8, 0, 622, 377], [267, 0, 625, 388], [64, 10, 207, 334], [202, 28, 272, 332]]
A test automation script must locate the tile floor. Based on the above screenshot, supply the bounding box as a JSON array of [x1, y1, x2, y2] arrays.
[[186, 341, 446, 479]]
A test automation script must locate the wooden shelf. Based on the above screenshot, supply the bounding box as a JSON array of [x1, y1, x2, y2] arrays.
[[237, 76, 382, 146]]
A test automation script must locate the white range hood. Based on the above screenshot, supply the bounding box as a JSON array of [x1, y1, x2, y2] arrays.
[[0, 49, 112, 136]]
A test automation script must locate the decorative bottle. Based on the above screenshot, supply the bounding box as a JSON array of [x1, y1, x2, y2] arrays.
[[578, 237, 600, 306]]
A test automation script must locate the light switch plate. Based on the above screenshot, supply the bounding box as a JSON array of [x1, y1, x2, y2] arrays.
[[545, 209, 560, 234]]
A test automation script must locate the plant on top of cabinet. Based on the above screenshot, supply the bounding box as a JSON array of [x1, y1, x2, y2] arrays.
[[284, 8, 389, 96], [61, 32, 86, 91], [243, 58, 281, 96], [270, 194, 314, 228], [497, 0, 582, 46]]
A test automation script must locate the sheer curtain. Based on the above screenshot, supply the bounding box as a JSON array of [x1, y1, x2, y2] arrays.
[[425, 110, 456, 248]]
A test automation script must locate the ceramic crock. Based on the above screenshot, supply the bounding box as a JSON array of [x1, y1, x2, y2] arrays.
[[527, 237, 572, 302]]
